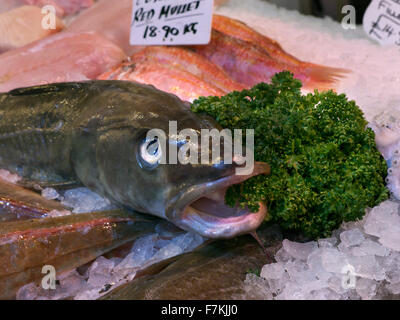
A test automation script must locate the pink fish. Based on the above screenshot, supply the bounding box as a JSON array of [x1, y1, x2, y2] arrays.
[[192, 30, 346, 91], [0, 6, 64, 53], [98, 58, 225, 102], [67, 0, 139, 55], [24, 0, 94, 16], [0, 0, 25, 14], [131, 46, 246, 93], [0, 32, 126, 92]]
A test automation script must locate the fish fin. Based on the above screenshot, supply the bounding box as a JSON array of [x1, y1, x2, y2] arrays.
[[17, 179, 83, 192], [8, 82, 85, 96], [303, 65, 350, 91], [0, 178, 70, 222]]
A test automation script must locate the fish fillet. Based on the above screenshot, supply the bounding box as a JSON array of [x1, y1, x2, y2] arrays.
[[0, 32, 126, 92], [0, 6, 64, 54]]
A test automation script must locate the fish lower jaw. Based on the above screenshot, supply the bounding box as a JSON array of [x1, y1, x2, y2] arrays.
[[177, 200, 267, 239], [167, 161, 270, 238], [166, 161, 270, 238]]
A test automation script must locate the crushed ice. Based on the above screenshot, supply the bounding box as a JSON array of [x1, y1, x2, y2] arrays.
[[17, 221, 205, 300], [41, 187, 116, 213], [242, 200, 400, 300]]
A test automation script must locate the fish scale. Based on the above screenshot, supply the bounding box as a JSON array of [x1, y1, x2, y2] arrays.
[[0, 129, 56, 170], [0, 84, 85, 184]]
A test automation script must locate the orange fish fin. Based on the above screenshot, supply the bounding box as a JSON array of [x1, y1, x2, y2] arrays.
[[303, 65, 350, 91]]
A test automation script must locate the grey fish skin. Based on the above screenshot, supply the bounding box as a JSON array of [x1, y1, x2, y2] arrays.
[[0, 81, 269, 238]]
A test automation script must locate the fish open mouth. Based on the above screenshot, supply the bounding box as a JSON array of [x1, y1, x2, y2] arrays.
[[169, 162, 270, 239]]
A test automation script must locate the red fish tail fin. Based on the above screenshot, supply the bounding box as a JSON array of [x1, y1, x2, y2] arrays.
[[303, 64, 350, 91]]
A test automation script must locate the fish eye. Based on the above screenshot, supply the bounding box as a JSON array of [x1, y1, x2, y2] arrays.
[[138, 137, 162, 170]]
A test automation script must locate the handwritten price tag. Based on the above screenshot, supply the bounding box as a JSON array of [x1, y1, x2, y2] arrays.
[[363, 0, 400, 47], [130, 0, 214, 46]]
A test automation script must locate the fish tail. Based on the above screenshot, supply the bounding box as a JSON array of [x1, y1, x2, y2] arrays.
[[302, 64, 350, 91]]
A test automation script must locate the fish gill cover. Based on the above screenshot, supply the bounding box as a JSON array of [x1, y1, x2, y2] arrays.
[[192, 71, 388, 239]]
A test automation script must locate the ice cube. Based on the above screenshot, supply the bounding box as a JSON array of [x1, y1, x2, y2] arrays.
[[377, 252, 400, 283], [151, 243, 183, 261], [363, 201, 400, 238], [386, 282, 400, 295], [61, 187, 115, 213], [264, 265, 290, 296], [87, 256, 115, 288], [337, 242, 352, 255], [351, 239, 389, 257], [242, 273, 273, 300], [115, 234, 157, 270], [41, 188, 60, 200], [58, 271, 87, 297], [346, 255, 385, 281], [171, 232, 204, 252], [155, 238, 171, 250], [297, 271, 327, 290], [339, 229, 365, 247], [139, 243, 183, 268], [328, 275, 352, 295], [16, 283, 40, 300], [378, 230, 400, 252], [274, 247, 293, 263], [355, 278, 377, 300], [284, 260, 308, 279], [260, 262, 285, 280], [275, 281, 308, 300], [307, 249, 335, 282], [282, 239, 317, 261], [308, 288, 342, 300], [17, 270, 86, 300], [318, 237, 337, 248], [320, 248, 349, 274]]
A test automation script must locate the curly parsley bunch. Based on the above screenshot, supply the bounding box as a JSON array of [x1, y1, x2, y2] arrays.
[[192, 72, 388, 239]]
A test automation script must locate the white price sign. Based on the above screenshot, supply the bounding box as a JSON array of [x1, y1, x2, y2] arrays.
[[363, 0, 400, 46], [130, 0, 214, 46]]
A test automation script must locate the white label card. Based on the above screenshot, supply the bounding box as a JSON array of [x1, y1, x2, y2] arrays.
[[130, 0, 214, 46], [363, 0, 400, 46]]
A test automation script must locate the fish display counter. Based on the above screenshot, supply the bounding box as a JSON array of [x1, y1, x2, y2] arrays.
[[0, 0, 399, 301]]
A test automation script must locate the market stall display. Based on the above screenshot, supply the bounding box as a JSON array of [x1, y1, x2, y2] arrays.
[[0, 0, 398, 301]]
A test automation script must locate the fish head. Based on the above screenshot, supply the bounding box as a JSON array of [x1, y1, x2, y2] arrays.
[[86, 81, 269, 239], [97, 118, 269, 239]]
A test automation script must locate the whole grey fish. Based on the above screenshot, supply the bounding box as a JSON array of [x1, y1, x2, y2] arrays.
[[0, 81, 269, 238]]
